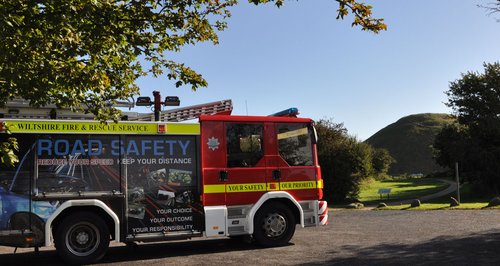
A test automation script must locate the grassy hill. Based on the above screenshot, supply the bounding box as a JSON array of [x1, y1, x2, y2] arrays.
[[365, 113, 455, 175]]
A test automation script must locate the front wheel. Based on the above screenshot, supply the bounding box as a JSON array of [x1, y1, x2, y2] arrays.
[[55, 212, 110, 264], [253, 202, 296, 247]]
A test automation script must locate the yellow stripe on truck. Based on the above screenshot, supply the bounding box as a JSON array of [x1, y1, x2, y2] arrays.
[[203, 184, 226, 193], [226, 183, 267, 193], [4, 120, 200, 135], [204, 180, 323, 194], [279, 181, 317, 190], [317, 179, 324, 189], [165, 124, 200, 135]]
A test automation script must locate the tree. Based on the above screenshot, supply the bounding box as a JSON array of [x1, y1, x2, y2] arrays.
[[433, 123, 469, 169], [0, 0, 385, 166], [372, 148, 395, 176], [481, 0, 500, 21], [0, 136, 18, 166], [0, 0, 386, 120], [349, 140, 374, 179], [316, 118, 390, 203], [315, 118, 354, 203], [435, 62, 500, 193]]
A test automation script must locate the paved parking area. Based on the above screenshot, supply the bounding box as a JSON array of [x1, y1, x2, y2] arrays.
[[1, 210, 499, 265]]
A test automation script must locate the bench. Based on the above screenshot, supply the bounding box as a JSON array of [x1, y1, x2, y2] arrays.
[[378, 188, 391, 199]]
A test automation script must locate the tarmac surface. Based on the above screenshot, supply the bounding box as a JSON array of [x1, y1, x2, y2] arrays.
[[1, 209, 499, 265]]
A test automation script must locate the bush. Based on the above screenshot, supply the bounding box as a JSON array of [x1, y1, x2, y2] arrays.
[[316, 119, 395, 203]]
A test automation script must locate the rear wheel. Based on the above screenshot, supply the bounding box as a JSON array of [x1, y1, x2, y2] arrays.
[[253, 202, 296, 247], [55, 212, 110, 264]]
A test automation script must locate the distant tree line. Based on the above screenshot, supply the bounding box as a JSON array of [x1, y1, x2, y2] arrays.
[[316, 119, 394, 203], [434, 62, 500, 195], [426, 4, 500, 195]]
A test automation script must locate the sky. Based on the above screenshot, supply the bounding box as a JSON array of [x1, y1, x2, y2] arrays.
[[134, 0, 500, 141]]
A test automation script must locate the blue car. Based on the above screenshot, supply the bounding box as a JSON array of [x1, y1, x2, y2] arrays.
[[0, 141, 59, 247]]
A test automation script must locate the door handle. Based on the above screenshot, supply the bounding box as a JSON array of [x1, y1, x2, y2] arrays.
[[219, 171, 228, 182], [272, 170, 281, 181]]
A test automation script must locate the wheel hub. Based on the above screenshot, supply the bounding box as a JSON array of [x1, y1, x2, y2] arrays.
[[76, 232, 90, 245], [263, 213, 286, 237], [66, 222, 100, 256]]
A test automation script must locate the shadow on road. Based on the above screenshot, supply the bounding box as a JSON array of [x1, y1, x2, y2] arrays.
[[2, 229, 499, 265], [0, 238, 266, 265], [100, 238, 266, 264], [319, 230, 500, 266]]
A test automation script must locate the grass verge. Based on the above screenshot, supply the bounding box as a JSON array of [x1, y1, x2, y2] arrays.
[[358, 177, 448, 205], [369, 181, 499, 210], [376, 203, 500, 210]]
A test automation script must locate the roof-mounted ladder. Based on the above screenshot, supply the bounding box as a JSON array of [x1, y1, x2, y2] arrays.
[[128, 99, 233, 122]]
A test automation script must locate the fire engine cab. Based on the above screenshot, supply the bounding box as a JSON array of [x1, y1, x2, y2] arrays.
[[0, 98, 328, 264]]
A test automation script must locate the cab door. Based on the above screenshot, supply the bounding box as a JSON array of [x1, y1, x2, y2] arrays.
[[223, 122, 268, 206], [200, 120, 226, 206], [201, 120, 270, 206], [274, 122, 318, 201]]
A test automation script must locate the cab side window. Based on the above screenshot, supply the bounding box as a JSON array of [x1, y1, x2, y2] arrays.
[[277, 123, 314, 166], [226, 124, 263, 167]]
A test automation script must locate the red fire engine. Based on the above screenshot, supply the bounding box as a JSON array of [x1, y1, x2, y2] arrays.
[[0, 98, 328, 264]]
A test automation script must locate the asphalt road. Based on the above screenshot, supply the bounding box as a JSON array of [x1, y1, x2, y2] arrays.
[[1, 210, 499, 265]]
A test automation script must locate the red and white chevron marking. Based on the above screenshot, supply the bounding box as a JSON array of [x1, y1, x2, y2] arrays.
[[318, 200, 328, 225]]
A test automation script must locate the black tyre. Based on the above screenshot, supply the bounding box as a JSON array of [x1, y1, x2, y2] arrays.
[[55, 212, 110, 264], [253, 202, 296, 247]]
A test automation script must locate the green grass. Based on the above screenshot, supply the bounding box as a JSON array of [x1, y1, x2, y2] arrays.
[[364, 180, 499, 210], [334, 177, 499, 210], [358, 178, 448, 205], [376, 203, 500, 211]]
